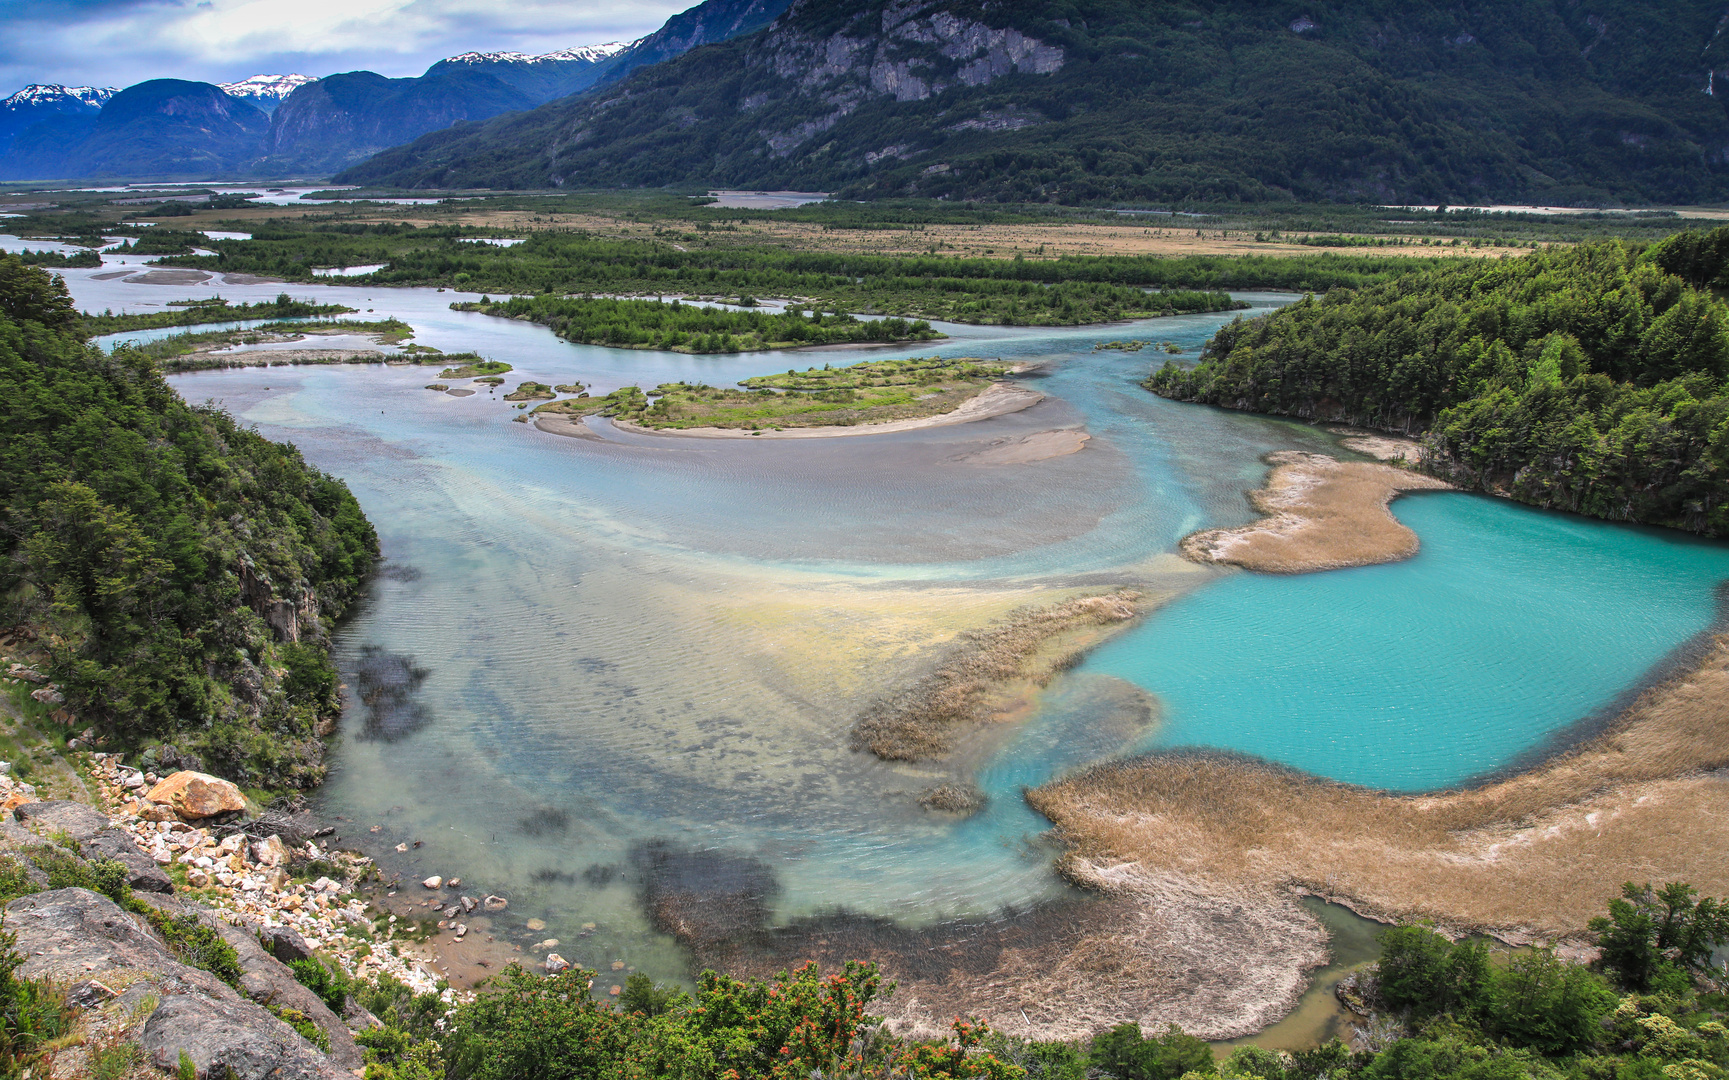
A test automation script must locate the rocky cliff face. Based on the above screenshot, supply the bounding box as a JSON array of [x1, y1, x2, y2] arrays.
[[745, 0, 1063, 157]]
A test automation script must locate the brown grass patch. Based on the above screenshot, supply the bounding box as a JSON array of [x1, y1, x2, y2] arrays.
[[850, 591, 1142, 760], [1181, 451, 1453, 574], [1027, 634, 1729, 941]]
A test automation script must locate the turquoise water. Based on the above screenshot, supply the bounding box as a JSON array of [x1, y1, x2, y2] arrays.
[[1084, 494, 1729, 790], [44, 259, 1729, 983]]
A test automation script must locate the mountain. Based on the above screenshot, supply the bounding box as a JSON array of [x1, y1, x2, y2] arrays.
[[424, 43, 632, 104], [7, 80, 269, 181], [592, 0, 791, 88], [262, 68, 535, 173], [219, 74, 317, 114], [0, 0, 825, 181], [339, 0, 1729, 206], [0, 85, 114, 165]]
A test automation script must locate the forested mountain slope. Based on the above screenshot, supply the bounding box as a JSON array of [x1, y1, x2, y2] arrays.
[[0, 256, 377, 786], [342, 0, 1729, 205], [1147, 227, 1729, 535]]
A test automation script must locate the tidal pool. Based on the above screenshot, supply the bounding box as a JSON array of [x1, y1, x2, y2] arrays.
[[50, 253, 1729, 991]]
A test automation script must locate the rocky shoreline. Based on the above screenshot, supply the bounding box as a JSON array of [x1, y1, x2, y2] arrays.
[[0, 750, 500, 1077]]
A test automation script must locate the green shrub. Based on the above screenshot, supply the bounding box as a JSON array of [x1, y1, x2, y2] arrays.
[[1590, 883, 1729, 993], [0, 931, 74, 1078], [1090, 1023, 1214, 1080], [290, 956, 352, 1013], [271, 1005, 331, 1052]]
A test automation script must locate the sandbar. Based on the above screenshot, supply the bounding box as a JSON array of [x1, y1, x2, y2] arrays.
[[1181, 450, 1452, 573], [1328, 425, 1426, 462], [949, 428, 1090, 465], [606, 383, 1044, 440]]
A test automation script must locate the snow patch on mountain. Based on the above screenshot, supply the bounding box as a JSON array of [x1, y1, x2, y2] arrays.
[[3, 84, 116, 109], [219, 74, 316, 102], [442, 42, 633, 66]]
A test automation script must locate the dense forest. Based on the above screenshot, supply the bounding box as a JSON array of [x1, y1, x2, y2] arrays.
[[455, 295, 940, 352], [1148, 227, 1729, 536], [341, 0, 1729, 206], [0, 255, 377, 787]]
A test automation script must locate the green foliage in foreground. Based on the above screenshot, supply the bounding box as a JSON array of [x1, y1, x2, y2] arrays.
[[457, 295, 941, 352], [1148, 227, 1729, 536], [155, 221, 1421, 325], [13, 248, 100, 269], [349, 882, 1729, 1080], [0, 254, 378, 786], [79, 294, 357, 335]]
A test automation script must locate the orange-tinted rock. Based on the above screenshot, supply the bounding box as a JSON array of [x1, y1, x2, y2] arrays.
[[143, 771, 246, 820]]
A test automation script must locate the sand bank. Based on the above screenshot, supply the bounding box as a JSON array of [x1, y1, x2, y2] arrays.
[[1327, 426, 1426, 463], [1181, 451, 1453, 573], [607, 383, 1044, 440], [950, 428, 1090, 465], [1028, 632, 1729, 945], [530, 412, 604, 440]]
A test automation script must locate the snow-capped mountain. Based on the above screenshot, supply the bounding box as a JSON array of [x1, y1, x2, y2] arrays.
[[3, 84, 116, 110], [440, 42, 632, 67], [218, 74, 316, 113], [422, 41, 636, 104], [0, 84, 117, 164]]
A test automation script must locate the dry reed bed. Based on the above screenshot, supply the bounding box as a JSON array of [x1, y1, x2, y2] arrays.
[[1181, 451, 1453, 573], [850, 590, 1142, 760], [1028, 633, 1729, 940]]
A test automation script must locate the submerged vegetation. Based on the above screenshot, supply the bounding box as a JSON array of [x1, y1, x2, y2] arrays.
[[455, 295, 942, 352], [537, 356, 1010, 430], [0, 253, 377, 787], [1148, 226, 1729, 537]]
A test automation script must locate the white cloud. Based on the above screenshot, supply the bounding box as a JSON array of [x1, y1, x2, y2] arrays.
[[1, 0, 690, 91]]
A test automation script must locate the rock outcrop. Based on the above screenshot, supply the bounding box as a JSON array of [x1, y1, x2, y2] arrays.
[[0, 754, 443, 1077], [6, 888, 348, 1078], [144, 770, 249, 820]]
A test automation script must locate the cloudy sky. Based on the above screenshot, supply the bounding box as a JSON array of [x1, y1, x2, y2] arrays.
[[2, 0, 695, 92]]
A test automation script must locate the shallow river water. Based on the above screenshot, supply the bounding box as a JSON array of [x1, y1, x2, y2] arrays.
[[48, 258, 1729, 993]]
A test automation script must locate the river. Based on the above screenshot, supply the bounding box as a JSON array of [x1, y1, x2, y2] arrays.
[[43, 255, 1729, 997]]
